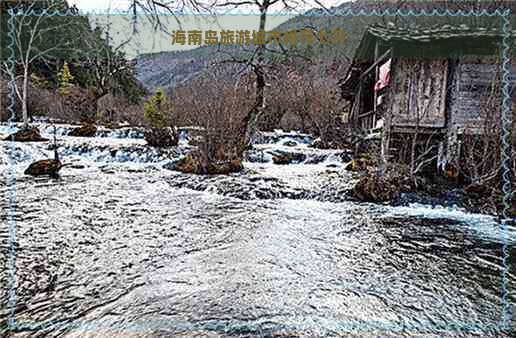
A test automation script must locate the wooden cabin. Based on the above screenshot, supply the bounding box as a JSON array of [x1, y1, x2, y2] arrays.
[[339, 25, 516, 169]]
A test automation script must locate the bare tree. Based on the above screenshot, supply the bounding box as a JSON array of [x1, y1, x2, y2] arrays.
[[81, 14, 134, 110], [128, 0, 212, 32], [262, 61, 348, 146], [127, 0, 331, 149], [206, 0, 331, 146], [9, 2, 81, 128], [170, 65, 255, 173], [461, 61, 503, 185]]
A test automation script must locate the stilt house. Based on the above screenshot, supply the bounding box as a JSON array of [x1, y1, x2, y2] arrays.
[[339, 25, 516, 170]]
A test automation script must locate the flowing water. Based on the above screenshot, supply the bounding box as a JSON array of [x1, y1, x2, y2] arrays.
[[1, 123, 515, 337]]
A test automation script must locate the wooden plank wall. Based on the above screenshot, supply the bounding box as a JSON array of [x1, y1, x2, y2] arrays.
[[448, 61, 516, 130], [390, 59, 448, 128]]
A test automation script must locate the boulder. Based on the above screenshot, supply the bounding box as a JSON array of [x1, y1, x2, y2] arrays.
[[303, 154, 327, 165], [353, 174, 400, 202], [207, 160, 243, 175], [272, 152, 306, 165], [162, 159, 181, 171], [344, 161, 354, 171], [175, 154, 243, 175], [69, 124, 97, 137], [175, 154, 203, 174], [4, 127, 48, 142], [272, 153, 293, 165], [144, 127, 178, 147], [244, 150, 269, 164], [24, 159, 62, 177], [310, 138, 347, 150]]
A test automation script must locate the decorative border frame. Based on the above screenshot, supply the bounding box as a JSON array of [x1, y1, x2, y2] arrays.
[[5, 6, 513, 335]]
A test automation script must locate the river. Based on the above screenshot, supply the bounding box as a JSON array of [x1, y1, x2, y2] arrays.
[[1, 123, 514, 337]]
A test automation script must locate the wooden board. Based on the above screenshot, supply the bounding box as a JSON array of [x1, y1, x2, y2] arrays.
[[449, 63, 516, 128], [390, 59, 448, 128]]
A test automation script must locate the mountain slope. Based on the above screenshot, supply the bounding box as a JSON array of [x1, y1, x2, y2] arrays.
[[134, 0, 515, 93]]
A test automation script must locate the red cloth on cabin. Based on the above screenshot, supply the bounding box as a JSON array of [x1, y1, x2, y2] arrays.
[[374, 59, 391, 92]]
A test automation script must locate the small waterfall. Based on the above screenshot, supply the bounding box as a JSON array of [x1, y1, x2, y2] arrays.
[[56, 141, 188, 164], [254, 130, 315, 145], [0, 141, 50, 166], [0, 123, 190, 168], [1, 124, 349, 171], [0, 122, 146, 139]]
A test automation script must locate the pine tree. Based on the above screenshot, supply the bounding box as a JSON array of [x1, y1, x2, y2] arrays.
[[144, 88, 170, 128], [58, 62, 75, 94]]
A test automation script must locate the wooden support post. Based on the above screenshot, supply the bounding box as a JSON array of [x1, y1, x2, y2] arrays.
[[373, 41, 380, 128], [355, 80, 363, 128], [382, 52, 395, 165]]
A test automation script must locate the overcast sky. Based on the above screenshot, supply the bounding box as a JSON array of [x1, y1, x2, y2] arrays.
[[69, 0, 345, 13], [67, 1, 347, 58]]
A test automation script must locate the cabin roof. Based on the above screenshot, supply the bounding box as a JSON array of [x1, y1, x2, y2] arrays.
[[366, 25, 507, 41], [354, 25, 509, 60], [339, 25, 512, 98]]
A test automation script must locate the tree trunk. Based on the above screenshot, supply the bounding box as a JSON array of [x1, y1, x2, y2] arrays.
[[22, 65, 29, 129], [244, 2, 268, 146], [94, 90, 109, 120]]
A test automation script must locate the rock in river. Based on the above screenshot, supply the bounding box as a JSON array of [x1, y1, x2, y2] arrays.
[[24, 159, 63, 177], [353, 174, 400, 202], [272, 152, 306, 165], [68, 124, 97, 137], [175, 153, 243, 175], [4, 127, 48, 142]]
